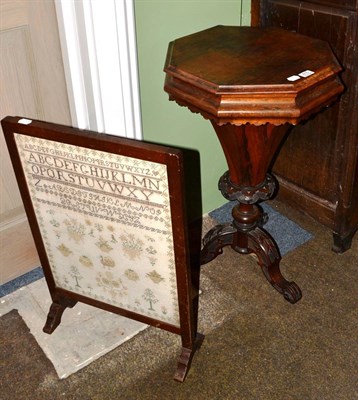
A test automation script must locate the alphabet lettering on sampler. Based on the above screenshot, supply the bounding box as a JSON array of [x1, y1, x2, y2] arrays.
[[26, 150, 161, 202], [15, 135, 171, 233]]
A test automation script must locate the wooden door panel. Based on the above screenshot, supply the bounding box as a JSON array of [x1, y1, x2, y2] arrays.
[[0, 0, 71, 284], [262, 2, 352, 202], [1, 26, 44, 214], [254, 0, 358, 249]]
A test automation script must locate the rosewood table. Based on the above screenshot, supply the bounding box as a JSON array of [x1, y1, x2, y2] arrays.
[[164, 26, 343, 303]]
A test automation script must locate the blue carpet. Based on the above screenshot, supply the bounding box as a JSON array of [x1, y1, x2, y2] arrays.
[[209, 202, 313, 256], [0, 266, 43, 298]]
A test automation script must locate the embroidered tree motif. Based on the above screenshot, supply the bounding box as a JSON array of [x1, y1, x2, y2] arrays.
[[142, 288, 158, 311], [145, 245, 158, 266], [110, 234, 118, 244], [148, 256, 157, 266], [69, 265, 82, 287]]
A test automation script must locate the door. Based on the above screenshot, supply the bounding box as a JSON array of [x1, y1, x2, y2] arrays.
[[0, 0, 71, 284]]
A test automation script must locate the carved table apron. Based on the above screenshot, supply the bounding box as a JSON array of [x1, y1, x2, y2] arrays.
[[164, 26, 344, 303]]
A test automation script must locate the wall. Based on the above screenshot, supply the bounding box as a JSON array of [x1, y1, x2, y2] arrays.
[[134, 0, 251, 216]]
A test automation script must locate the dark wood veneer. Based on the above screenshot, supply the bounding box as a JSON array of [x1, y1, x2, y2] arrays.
[[252, 0, 358, 252], [164, 26, 343, 303]]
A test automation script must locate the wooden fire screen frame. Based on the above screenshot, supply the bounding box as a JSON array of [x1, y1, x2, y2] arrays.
[[1, 116, 202, 382]]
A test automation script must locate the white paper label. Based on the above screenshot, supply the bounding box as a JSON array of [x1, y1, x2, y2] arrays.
[[18, 118, 33, 125], [299, 70, 315, 78], [287, 75, 301, 82]]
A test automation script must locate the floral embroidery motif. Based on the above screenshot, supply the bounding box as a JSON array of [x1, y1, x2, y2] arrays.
[[96, 237, 113, 253], [14, 133, 180, 326], [119, 233, 144, 260], [148, 256, 157, 266], [145, 246, 157, 255], [57, 244, 72, 257], [100, 256, 115, 268], [49, 219, 60, 228], [124, 269, 140, 282], [79, 255, 93, 268], [96, 271, 127, 298], [146, 270, 165, 284], [64, 218, 86, 243]]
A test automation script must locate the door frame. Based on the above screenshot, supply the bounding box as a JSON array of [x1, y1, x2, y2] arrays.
[[55, 0, 142, 139]]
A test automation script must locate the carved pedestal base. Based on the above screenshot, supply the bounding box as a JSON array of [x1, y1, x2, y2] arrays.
[[201, 223, 301, 303], [201, 171, 302, 304]]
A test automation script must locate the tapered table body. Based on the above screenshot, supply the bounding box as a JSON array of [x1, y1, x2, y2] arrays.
[[164, 26, 343, 303]]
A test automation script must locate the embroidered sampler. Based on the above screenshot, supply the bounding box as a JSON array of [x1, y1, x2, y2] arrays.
[[14, 134, 180, 327]]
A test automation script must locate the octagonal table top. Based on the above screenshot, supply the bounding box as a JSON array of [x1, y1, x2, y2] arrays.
[[164, 26, 344, 126]]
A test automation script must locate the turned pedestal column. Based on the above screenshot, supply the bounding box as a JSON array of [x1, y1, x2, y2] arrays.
[[164, 26, 343, 303]]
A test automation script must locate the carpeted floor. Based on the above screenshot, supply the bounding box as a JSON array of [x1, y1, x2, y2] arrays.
[[0, 199, 357, 400]]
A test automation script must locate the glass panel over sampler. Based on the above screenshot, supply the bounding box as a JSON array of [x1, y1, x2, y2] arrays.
[[14, 133, 180, 327]]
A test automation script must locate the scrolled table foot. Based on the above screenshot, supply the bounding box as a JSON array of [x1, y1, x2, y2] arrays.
[[247, 227, 302, 303], [280, 281, 302, 304]]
